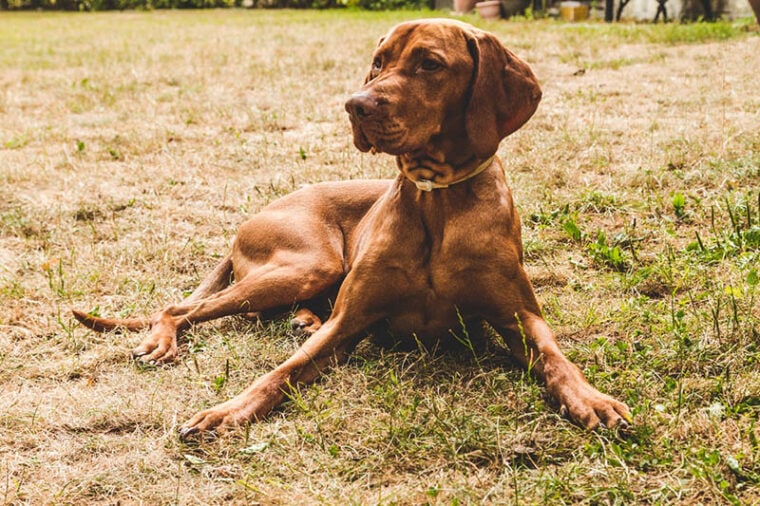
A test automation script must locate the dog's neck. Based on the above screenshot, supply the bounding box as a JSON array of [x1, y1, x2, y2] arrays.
[[396, 153, 495, 192], [395, 116, 499, 191]]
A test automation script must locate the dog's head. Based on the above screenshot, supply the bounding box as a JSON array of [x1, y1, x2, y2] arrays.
[[345, 19, 542, 161]]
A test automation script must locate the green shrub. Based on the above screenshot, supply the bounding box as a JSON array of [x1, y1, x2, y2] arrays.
[[1, 0, 430, 9], [345, 0, 431, 9], [3, 0, 239, 9]]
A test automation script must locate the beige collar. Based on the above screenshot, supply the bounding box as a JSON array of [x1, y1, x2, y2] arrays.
[[408, 156, 495, 192]]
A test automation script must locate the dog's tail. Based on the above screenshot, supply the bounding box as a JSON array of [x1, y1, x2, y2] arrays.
[[72, 254, 235, 333], [71, 309, 150, 333]]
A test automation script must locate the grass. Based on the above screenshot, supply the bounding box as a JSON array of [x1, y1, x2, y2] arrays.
[[1, 8, 759, 504]]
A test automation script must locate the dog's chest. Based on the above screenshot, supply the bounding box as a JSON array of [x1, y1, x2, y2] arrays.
[[356, 195, 519, 336], [383, 269, 482, 336], [383, 244, 500, 333]]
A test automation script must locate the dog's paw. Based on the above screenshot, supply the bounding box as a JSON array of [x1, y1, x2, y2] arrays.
[[132, 332, 178, 364], [543, 359, 631, 430], [289, 308, 322, 337], [179, 372, 286, 440], [240, 311, 261, 322], [179, 400, 259, 441], [179, 409, 231, 441], [555, 381, 631, 430], [289, 319, 318, 336]]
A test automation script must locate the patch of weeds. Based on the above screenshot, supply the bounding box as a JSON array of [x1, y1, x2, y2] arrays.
[[106, 146, 122, 161], [522, 236, 550, 260], [73, 204, 103, 223], [0, 278, 25, 299], [183, 110, 198, 126], [42, 258, 68, 299], [588, 230, 631, 272], [562, 215, 584, 243], [76, 306, 102, 322], [212, 359, 230, 393], [529, 203, 571, 227], [662, 136, 704, 174], [4, 133, 29, 149], [672, 191, 688, 221], [110, 198, 135, 213], [626, 245, 692, 298], [688, 193, 760, 263], [625, 266, 672, 299], [104, 135, 125, 161], [260, 111, 290, 133], [529, 203, 640, 271], [688, 448, 743, 504], [577, 190, 619, 214], [726, 453, 760, 486], [57, 305, 85, 354], [77, 77, 94, 90], [529, 203, 584, 242], [0, 207, 29, 236]]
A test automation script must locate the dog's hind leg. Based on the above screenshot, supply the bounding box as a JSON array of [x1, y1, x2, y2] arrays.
[[131, 257, 343, 364], [183, 254, 234, 303]]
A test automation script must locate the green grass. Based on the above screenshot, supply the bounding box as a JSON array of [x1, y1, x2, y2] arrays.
[[0, 9, 759, 504], [557, 16, 757, 44]]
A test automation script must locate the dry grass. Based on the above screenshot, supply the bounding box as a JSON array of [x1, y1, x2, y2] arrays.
[[1, 9, 759, 504]]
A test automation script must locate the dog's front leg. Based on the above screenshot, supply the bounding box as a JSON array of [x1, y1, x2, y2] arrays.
[[493, 311, 631, 430], [487, 268, 631, 430], [179, 277, 383, 438]]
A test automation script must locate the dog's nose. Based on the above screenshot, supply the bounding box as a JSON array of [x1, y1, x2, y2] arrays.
[[345, 93, 378, 118]]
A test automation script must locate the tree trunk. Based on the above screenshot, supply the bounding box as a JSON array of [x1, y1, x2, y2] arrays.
[[749, 0, 760, 24]]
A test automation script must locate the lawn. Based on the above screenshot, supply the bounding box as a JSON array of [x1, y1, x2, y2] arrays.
[[0, 9, 759, 504]]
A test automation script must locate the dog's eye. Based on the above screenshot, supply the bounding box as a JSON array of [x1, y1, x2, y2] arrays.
[[372, 57, 382, 71], [420, 59, 443, 72]]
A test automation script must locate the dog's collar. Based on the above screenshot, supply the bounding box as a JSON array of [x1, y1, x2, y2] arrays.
[[409, 156, 495, 192]]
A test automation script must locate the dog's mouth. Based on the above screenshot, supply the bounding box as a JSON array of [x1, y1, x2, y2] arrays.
[[349, 119, 410, 155], [352, 125, 374, 153]]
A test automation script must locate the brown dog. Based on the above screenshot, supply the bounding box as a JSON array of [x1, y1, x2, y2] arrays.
[[73, 19, 631, 437]]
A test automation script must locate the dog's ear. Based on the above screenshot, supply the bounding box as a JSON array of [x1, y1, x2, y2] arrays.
[[465, 31, 542, 159]]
